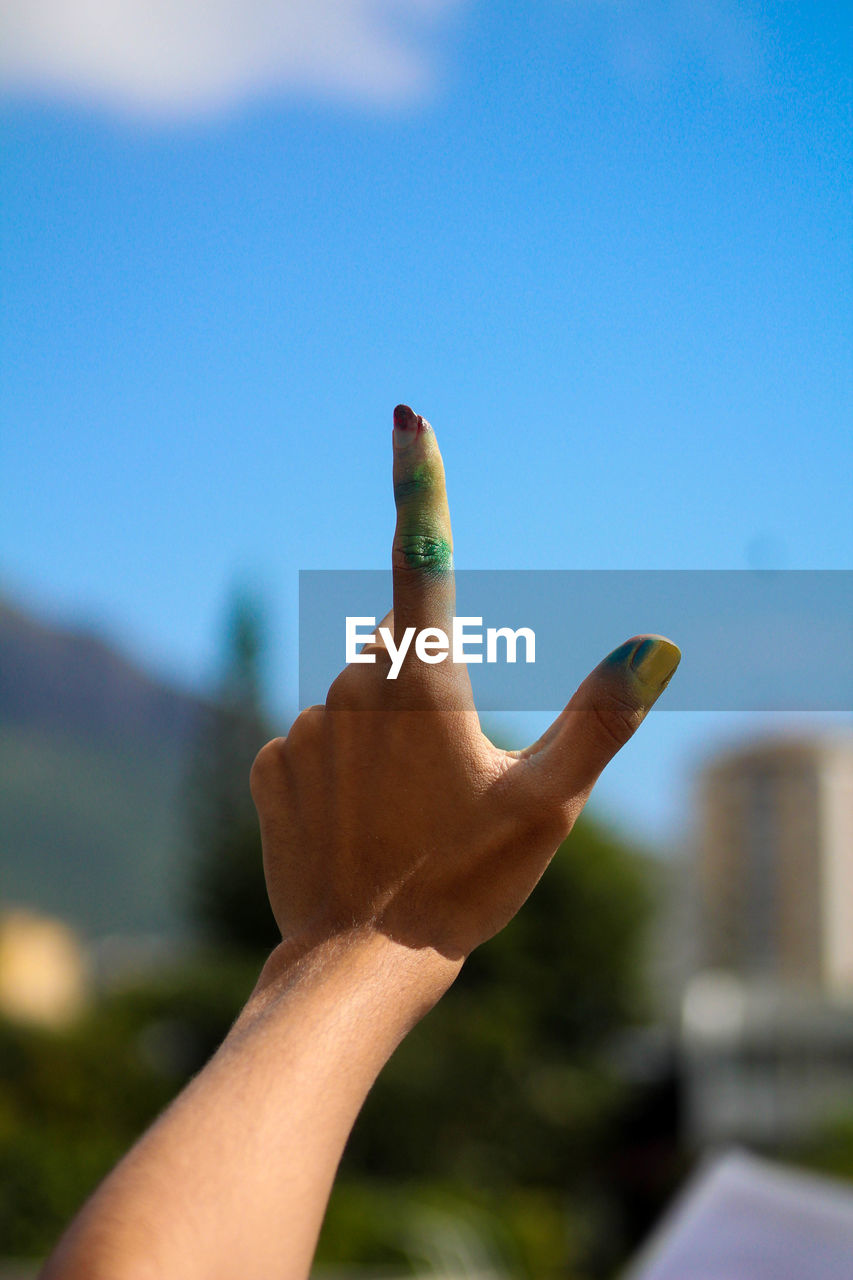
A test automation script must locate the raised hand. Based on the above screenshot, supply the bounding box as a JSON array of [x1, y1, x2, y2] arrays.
[[43, 404, 679, 1280], [250, 404, 680, 962]]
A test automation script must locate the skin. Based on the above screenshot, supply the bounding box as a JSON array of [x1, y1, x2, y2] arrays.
[[41, 405, 680, 1280]]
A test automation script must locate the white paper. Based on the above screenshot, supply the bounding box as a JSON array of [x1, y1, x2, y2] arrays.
[[625, 1149, 853, 1280]]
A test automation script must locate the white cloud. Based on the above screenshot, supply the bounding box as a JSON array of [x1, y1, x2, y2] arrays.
[[0, 0, 464, 118]]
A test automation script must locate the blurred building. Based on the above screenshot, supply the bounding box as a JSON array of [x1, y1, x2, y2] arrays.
[[681, 973, 853, 1146], [0, 906, 89, 1026], [679, 732, 853, 1148], [696, 735, 853, 994]]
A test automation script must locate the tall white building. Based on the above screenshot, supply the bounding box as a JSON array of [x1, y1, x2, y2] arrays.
[[695, 733, 853, 994], [681, 732, 853, 1146]]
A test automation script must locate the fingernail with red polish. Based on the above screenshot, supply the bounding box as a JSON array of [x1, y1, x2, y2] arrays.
[[393, 404, 419, 451]]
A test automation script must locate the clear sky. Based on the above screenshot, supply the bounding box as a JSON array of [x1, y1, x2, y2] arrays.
[[2, 1, 851, 845]]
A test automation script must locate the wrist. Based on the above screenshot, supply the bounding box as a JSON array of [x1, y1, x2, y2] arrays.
[[241, 926, 462, 1038]]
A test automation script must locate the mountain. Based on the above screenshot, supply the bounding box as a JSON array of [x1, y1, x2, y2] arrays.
[[0, 595, 211, 940]]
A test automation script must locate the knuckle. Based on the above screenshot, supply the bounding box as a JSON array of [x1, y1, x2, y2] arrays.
[[326, 671, 360, 709], [285, 704, 325, 742], [250, 707, 325, 797], [392, 532, 453, 573], [393, 467, 436, 506], [249, 736, 287, 798], [589, 689, 644, 749]]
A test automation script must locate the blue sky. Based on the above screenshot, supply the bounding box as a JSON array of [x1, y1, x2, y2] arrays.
[[2, 0, 851, 844]]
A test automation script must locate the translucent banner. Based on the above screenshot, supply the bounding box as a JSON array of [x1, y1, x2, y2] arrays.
[[298, 570, 852, 711]]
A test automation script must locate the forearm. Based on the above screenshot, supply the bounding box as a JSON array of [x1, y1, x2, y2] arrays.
[[42, 930, 461, 1280]]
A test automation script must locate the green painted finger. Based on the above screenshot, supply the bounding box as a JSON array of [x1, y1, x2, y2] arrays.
[[391, 404, 455, 639]]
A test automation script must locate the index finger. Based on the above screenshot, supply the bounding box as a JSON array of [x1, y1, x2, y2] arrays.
[[391, 405, 455, 641]]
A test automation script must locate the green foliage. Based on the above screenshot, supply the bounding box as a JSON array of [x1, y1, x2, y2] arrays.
[[3, 582, 661, 1271], [790, 1108, 853, 1184], [344, 817, 652, 1188], [317, 1180, 584, 1279], [0, 807, 656, 1269], [0, 954, 259, 1257], [183, 589, 280, 953], [0, 1013, 164, 1254], [313, 817, 655, 1276]]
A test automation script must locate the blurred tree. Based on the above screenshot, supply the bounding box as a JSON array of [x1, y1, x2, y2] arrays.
[[792, 1107, 853, 1184], [343, 816, 653, 1183], [183, 589, 280, 954], [0, 955, 261, 1257], [318, 814, 658, 1278], [3, 710, 662, 1276]]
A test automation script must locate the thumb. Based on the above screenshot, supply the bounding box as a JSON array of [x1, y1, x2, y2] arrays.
[[520, 635, 681, 806]]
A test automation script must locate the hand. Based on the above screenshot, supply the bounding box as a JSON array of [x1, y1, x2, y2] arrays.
[[250, 405, 680, 964], [43, 405, 680, 1280]]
